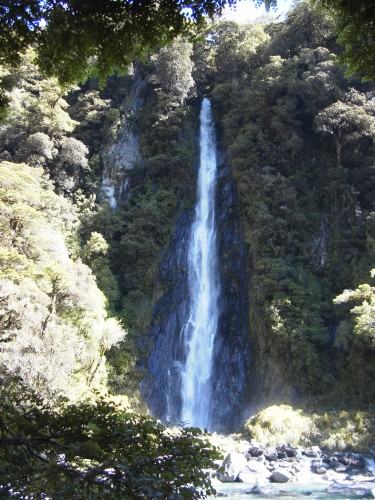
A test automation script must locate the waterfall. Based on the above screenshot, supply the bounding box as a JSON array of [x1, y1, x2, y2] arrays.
[[101, 177, 118, 208], [180, 98, 220, 429], [143, 96, 251, 431]]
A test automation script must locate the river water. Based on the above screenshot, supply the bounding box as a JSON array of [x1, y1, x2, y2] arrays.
[[215, 481, 375, 499]]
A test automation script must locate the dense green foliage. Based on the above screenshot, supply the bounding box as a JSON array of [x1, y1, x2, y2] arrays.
[[0, 47, 215, 490], [333, 270, 375, 401], [0, 41, 198, 402], [1, 0, 375, 115], [317, 0, 375, 81], [0, 373, 219, 498], [0, 161, 125, 400], [0, 0, 240, 91]]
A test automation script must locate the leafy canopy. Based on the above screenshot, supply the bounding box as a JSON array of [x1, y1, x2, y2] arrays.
[[0, 161, 125, 400], [2, 0, 375, 88], [317, 0, 375, 81], [334, 269, 375, 349], [0, 373, 219, 499], [0, 0, 237, 86]]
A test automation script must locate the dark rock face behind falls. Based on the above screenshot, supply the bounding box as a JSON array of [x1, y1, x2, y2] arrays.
[[142, 208, 191, 425], [211, 166, 252, 430], [141, 160, 252, 432]]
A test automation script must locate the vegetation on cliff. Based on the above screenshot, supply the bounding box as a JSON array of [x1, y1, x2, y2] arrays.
[[201, 3, 375, 406], [0, 160, 125, 399]]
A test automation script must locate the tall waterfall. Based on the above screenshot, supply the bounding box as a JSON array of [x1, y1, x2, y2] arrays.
[[143, 96, 251, 431], [180, 98, 220, 429]]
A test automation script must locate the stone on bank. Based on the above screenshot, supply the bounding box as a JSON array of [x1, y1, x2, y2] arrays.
[[214, 441, 375, 488]]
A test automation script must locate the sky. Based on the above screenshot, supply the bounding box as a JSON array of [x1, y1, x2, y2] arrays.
[[222, 0, 296, 22]]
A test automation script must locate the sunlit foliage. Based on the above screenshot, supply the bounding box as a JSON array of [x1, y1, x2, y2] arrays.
[[0, 161, 125, 400]]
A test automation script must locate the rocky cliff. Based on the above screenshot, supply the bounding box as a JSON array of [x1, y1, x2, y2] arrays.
[[101, 67, 145, 207]]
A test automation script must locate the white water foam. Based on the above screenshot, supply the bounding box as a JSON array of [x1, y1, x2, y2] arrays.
[[180, 98, 220, 430]]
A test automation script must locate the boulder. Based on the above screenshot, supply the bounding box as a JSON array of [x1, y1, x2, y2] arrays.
[[265, 450, 278, 462], [256, 455, 267, 465], [248, 446, 264, 457], [279, 461, 293, 468], [250, 484, 277, 495], [312, 465, 327, 475], [218, 452, 248, 482], [270, 469, 293, 483], [237, 460, 270, 483], [304, 449, 320, 458], [311, 446, 321, 453], [284, 446, 298, 458], [331, 461, 347, 473]]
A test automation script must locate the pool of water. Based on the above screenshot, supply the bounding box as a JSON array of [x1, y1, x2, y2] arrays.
[[215, 481, 375, 499]]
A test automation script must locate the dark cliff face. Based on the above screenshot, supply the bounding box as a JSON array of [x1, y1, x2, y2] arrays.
[[141, 156, 252, 431], [210, 162, 253, 431], [141, 209, 192, 423]]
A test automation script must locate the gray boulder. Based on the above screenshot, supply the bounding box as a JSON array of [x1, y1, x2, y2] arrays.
[[270, 469, 293, 483], [264, 449, 278, 462], [237, 460, 270, 483], [250, 484, 277, 495], [218, 452, 248, 482], [312, 465, 327, 475], [284, 446, 298, 458], [304, 446, 321, 458]]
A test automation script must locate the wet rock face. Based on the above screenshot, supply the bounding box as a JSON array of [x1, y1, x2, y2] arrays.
[[141, 209, 192, 423], [141, 162, 252, 431], [209, 164, 252, 431]]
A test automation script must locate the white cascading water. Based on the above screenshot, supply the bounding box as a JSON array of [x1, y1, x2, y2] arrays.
[[101, 177, 117, 208], [180, 98, 220, 429]]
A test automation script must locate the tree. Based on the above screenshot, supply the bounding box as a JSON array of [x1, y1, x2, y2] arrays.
[[204, 20, 270, 81], [16, 131, 55, 166], [315, 89, 375, 167], [154, 39, 195, 108], [0, 161, 126, 399], [58, 137, 89, 169], [0, 0, 240, 88], [299, 47, 343, 115], [334, 269, 375, 348], [82, 232, 121, 309], [68, 90, 112, 150], [317, 0, 375, 81], [0, 50, 78, 163], [267, 2, 334, 60], [0, 374, 219, 498], [2, 0, 375, 90], [334, 270, 375, 402]]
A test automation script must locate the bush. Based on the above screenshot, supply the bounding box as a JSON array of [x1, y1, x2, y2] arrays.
[[243, 404, 375, 452], [0, 374, 219, 498], [243, 405, 313, 447]]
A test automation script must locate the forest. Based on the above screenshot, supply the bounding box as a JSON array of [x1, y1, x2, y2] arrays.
[[1, 0, 375, 497]]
